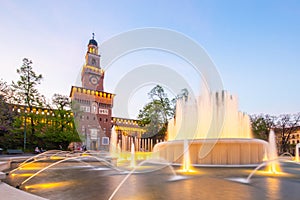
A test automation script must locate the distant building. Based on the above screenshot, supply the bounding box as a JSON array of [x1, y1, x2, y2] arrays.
[[275, 127, 300, 155], [289, 128, 300, 146], [286, 127, 300, 155]]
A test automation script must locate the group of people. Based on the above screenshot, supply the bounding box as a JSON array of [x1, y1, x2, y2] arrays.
[[34, 144, 87, 154], [34, 146, 45, 154]]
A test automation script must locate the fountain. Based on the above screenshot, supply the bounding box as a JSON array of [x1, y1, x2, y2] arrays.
[[109, 127, 118, 157], [130, 142, 136, 168], [153, 90, 268, 166], [182, 139, 191, 172], [267, 130, 281, 173]]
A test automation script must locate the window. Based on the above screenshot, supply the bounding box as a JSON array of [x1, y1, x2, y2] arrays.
[[102, 137, 109, 145], [90, 129, 98, 140], [80, 106, 90, 113], [99, 108, 109, 115]]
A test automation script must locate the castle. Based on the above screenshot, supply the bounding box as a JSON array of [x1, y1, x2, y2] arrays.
[[70, 35, 163, 151]]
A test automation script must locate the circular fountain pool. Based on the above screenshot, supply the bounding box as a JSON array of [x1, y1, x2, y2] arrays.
[[153, 138, 268, 166]]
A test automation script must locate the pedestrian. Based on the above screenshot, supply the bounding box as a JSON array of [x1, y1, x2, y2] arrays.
[[35, 146, 40, 154]]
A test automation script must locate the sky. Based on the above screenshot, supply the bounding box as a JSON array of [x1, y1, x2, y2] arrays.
[[0, 0, 299, 117]]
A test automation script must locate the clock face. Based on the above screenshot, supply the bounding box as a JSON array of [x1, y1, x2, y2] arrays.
[[91, 58, 96, 65], [89, 75, 99, 85]]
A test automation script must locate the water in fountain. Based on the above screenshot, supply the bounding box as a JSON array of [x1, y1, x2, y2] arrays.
[[168, 90, 252, 140], [17, 154, 119, 188], [130, 141, 136, 168], [295, 143, 300, 162], [108, 158, 186, 200], [182, 139, 191, 172], [109, 126, 118, 157], [268, 130, 281, 173], [154, 89, 267, 166]]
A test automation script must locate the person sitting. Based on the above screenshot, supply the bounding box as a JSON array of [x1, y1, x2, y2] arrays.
[[35, 146, 40, 154]]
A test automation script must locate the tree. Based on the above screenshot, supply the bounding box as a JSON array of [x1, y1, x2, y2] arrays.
[[250, 114, 275, 140], [0, 80, 21, 148], [11, 58, 44, 150], [0, 81, 12, 135], [275, 113, 300, 154], [41, 94, 80, 149], [138, 85, 174, 139]]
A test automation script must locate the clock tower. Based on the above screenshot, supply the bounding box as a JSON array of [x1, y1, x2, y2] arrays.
[[81, 33, 104, 91], [70, 34, 114, 151]]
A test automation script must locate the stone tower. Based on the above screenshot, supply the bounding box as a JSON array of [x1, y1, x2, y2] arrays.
[[70, 34, 114, 151]]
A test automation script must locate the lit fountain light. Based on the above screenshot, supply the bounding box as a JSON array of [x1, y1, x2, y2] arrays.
[[182, 139, 191, 172], [11, 173, 34, 178], [24, 181, 73, 191], [16, 154, 120, 189], [226, 130, 287, 185], [177, 139, 197, 174], [8, 150, 66, 175], [267, 130, 281, 174]]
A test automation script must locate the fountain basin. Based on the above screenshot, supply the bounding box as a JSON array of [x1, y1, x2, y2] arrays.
[[153, 138, 268, 165]]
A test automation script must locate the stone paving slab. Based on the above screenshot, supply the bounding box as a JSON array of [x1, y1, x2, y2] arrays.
[[0, 182, 48, 200]]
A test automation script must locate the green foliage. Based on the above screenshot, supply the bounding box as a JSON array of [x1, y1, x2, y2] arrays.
[[39, 94, 80, 150], [250, 114, 275, 141], [0, 81, 13, 135], [11, 58, 44, 107], [137, 85, 174, 139], [0, 59, 80, 151], [0, 80, 22, 149], [10, 58, 45, 150]]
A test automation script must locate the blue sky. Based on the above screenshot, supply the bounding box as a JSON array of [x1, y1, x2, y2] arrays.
[[0, 0, 299, 116]]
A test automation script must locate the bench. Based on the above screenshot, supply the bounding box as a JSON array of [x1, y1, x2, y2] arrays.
[[7, 149, 24, 154]]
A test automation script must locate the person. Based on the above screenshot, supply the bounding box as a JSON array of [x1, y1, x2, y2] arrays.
[[35, 146, 40, 154]]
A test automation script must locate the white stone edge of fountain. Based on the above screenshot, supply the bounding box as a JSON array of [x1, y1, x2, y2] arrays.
[[171, 163, 260, 168], [0, 158, 49, 200]]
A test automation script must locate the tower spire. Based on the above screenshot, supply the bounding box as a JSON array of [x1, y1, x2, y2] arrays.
[[92, 32, 95, 39]]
